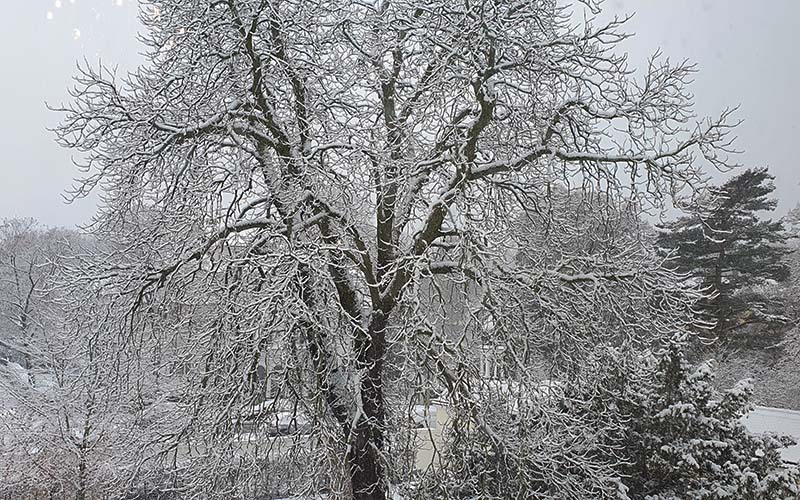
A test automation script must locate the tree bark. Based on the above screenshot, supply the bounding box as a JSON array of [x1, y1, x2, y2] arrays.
[[347, 310, 387, 500], [76, 450, 86, 500]]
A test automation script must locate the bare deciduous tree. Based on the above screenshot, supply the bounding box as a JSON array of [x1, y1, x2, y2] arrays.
[[54, 1, 737, 498], [0, 219, 55, 372], [0, 223, 152, 500]]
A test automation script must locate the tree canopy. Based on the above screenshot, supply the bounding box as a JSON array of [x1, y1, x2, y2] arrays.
[[49, 1, 743, 498]]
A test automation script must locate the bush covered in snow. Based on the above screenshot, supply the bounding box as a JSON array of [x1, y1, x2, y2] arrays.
[[419, 340, 800, 500], [616, 341, 799, 499]]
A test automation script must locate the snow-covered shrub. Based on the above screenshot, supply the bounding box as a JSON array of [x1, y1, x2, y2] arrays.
[[419, 401, 626, 499], [617, 341, 800, 499], [416, 355, 634, 499], [415, 340, 799, 500]]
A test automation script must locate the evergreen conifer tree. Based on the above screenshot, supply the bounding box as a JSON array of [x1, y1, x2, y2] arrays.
[[657, 168, 792, 337]]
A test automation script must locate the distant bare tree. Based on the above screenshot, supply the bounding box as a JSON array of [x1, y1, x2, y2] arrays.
[[0, 219, 82, 375], [0, 218, 49, 371], [0, 222, 138, 500], [54, 1, 738, 498], [506, 188, 693, 374]]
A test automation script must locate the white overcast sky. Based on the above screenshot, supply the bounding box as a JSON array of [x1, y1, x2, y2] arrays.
[[0, 0, 798, 227]]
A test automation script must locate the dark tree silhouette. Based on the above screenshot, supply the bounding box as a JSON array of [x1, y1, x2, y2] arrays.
[[658, 167, 792, 337]]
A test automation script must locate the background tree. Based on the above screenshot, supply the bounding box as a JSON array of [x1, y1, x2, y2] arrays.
[[0, 218, 58, 372], [54, 0, 738, 498], [785, 203, 800, 236], [657, 167, 792, 338], [422, 334, 800, 500], [508, 187, 680, 373], [0, 222, 167, 500]]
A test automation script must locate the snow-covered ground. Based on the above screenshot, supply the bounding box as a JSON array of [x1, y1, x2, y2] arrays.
[[743, 405, 800, 464]]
